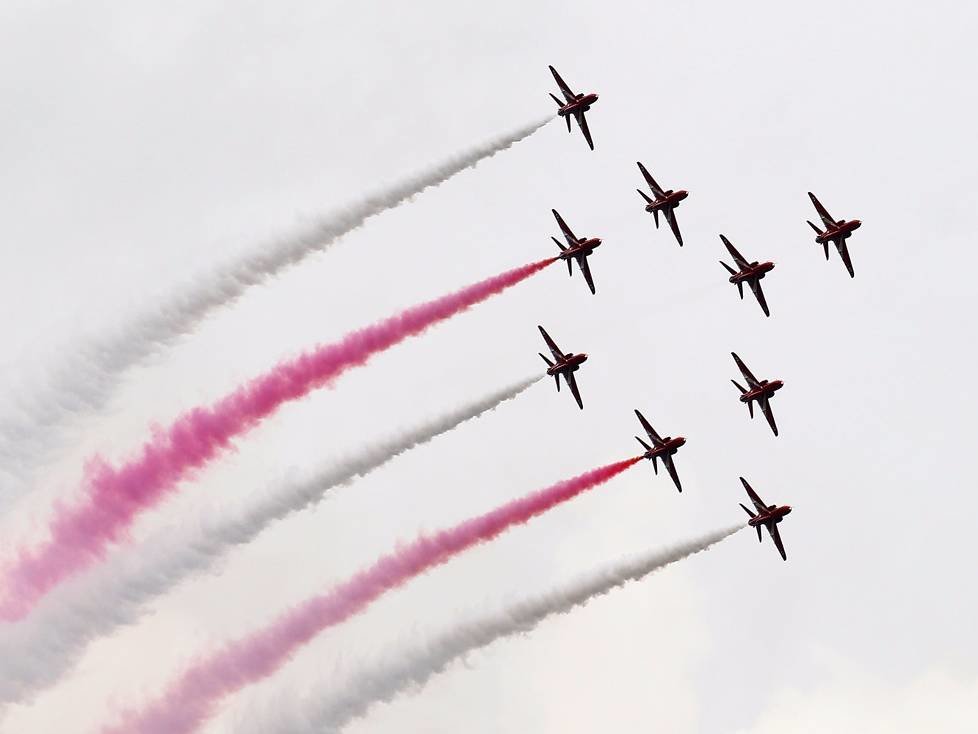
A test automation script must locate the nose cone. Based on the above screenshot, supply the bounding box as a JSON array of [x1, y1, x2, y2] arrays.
[[676, 437, 687, 447], [593, 238, 603, 247], [678, 190, 689, 201], [592, 93, 600, 102], [784, 506, 793, 515], [853, 220, 862, 230], [581, 353, 589, 362]]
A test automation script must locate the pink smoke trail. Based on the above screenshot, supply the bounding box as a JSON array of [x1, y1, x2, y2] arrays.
[[101, 457, 641, 734], [0, 257, 556, 621]]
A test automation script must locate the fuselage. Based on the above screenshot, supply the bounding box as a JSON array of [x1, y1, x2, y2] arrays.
[[741, 379, 784, 403], [748, 505, 792, 526], [645, 189, 688, 212], [817, 219, 862, 243], [558, 92, 599, 116], [548, 353, 588, 376], [729, 261, 775, 284], [559, 237, 602, 259], [643, 435, 686, 459]]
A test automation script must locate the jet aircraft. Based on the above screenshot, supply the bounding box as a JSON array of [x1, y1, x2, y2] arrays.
[[551, 209, 602, 295], [807, 192, 862, 278], [739, 477, 792, 561], [538, 325, 588, 409], [719, 234, 775, 317], [548, 65, 599, 150], [633, 409, 686, 492], [730, 352, 783, 436], [636, 162, 688, 246]]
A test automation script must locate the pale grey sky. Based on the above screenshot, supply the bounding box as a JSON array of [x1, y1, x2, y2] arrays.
[[1, 1, 977, 732]]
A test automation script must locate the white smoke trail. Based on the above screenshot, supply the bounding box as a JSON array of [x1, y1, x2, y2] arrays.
[[0, 375, 541, 706], [0, 115, 553, 504], [244, 524, 744, 734]]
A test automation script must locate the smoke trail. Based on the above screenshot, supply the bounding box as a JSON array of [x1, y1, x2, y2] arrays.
[[0, 257, 555, 621], [0, 115, 553, 504], [252, 524, 744, 734], [0, 375, 542, 705], [101, 457, 642, 734]]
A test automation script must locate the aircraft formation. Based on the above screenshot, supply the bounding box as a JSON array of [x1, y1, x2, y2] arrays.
[[543, 65, 865, 560]]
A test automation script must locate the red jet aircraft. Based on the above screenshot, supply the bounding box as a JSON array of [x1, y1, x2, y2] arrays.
[[807, 192, 862, 278], [636, 162, 688, 246], [739, 477, 792, 561], [551, 209, 602, 295], [730, 352, 783, 436], [548, 65, 599, 150], [633, 409, 686, 492], [719, 234, 775, 317], [538, 325, 588, 409]]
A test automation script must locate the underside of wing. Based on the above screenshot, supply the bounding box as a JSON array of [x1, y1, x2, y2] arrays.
[[549, 65, 576, 102], [720, 234, 749, 270], [731, 352, 761, 388], [769, 522, 787, 560], [576, 110, 594, 150], [566, 370, 584, 409], [835, 238, 855, 278], [740, 477, 768, 513], [664, 207, 683, 246], [538, 325, 564, 361], [749, 278, 770, 317], [808, 191, 836, 230], [637, 162, 665, 197], [760, 395, 779, 436], [663, 454, 682, 493], [552, 209, 577, 244], [634, 409, 664, 445], [577, 253, 596, 294]]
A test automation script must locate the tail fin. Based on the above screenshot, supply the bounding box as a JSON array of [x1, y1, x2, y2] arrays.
[[756, 525, 763, 542], [651, 455, 658, 475], [823, 241, 830, 259], [549, 92, 564, 108], [635, 436, 652, 452], [555, 374, 561, 391], [747, 400, 754, 418], [539, 352, 554, 367], [565, 114, 572, 133], [739, 502, 756, 518], [720, 260, 737, 276], [652, 209, 660, 228], [736, 282, 744, 299]]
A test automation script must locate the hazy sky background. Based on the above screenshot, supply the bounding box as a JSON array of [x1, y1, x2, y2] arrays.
[[1, 1, 977, 732]]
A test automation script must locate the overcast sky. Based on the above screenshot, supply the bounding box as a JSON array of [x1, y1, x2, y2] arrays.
[[1, 1, 978, 732]]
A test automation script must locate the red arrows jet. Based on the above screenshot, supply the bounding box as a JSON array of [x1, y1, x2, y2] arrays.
[[551, 209, 602, 295], [548, 65, 599, 150], [636, 162, 688, 246], [807, 192, 862, 278], [633, 410, 686, 492], [538, 325, 588, 409], [730, 352, 783, 436], [739, 477, 792, 561], [719, 234, 775, 317]]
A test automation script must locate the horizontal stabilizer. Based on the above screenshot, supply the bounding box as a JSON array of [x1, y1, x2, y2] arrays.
[[807, 219, 824, 235], [731, 379, 747, 394], [539, 352, 554, 367], [739, 502, 756, 518], [551, 236, 567, 251], [720, 260, 737, 276], [635, 436, 652, 452], [736, 281, 744, 299], [549, 92, 564, 108]]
